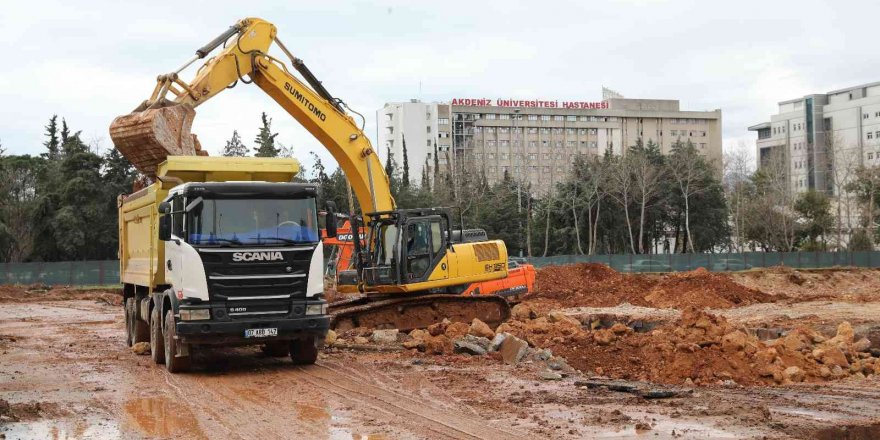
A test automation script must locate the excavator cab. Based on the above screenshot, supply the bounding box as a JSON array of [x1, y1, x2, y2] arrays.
[[361, 208, 452, 289]]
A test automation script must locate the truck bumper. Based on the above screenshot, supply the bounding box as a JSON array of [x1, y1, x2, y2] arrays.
[[176, 315, 330, 345]]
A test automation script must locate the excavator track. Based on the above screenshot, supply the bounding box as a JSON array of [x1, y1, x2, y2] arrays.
[[329, 294, 511, 332]]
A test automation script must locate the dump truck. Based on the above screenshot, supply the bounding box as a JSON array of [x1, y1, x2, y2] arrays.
[[119, 156, 332, 372]]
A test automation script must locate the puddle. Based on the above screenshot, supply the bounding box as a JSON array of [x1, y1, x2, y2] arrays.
[[1, 418, 120, 440], [123, 396, 206, 439]]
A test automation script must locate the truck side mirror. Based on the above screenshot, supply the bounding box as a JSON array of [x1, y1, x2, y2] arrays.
[[158, 201, 171, 214], [158, 215, 171, 241], [325, 201, 338, 237]]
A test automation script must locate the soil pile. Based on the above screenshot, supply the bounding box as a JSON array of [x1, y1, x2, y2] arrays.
[[0, 285, 121, 305], [526, 264, 774, 311], [644, 268, 774, 309], [497, 307, 878, 386], [526, 263, 654, 309]]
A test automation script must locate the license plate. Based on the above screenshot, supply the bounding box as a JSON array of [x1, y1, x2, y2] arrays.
[[244, 328, 278, 338]]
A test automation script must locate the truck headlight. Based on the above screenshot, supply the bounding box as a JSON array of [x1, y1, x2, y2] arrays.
[[180, 309, 211, 321], [306, 303, 328, 316]]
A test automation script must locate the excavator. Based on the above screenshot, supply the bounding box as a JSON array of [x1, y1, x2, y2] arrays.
[[321, 218, 537, 301], [109, 17, 512, 331]]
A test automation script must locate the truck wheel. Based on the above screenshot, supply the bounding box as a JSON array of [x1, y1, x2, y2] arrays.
[[163, 310, 191, 373], [150, 307, 165, 365], [125, 298, 149, 346], [261, 341, 289, 357], [289, 336, 318, 365]]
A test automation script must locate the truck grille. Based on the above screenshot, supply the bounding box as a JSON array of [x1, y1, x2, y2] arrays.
[[197, 246, 314, 301]]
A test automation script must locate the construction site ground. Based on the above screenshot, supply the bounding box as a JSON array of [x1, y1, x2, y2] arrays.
[[2, 266, 880, 439]]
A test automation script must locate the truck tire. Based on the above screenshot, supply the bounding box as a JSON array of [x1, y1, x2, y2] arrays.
[[125, 298, 149, 346], [150, 307, 165, 365], [289, 336, 318, 365], [262, 341, 289, 357], [163, 310, 192, 373]]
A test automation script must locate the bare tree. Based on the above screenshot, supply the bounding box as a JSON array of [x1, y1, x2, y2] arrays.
[[630, 149, 664, 254], [723, 141, 755, 252], [607, 154, 637, 253], [824, 132, 860, 248], [668, 141, 712, 253]]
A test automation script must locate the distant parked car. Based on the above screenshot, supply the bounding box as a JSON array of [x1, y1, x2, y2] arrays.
[[710, 258, 753, 271], [621, 259, 672, 273]]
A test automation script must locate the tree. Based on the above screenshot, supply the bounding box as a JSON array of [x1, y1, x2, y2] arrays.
[[743, 148, 799, 251], [607, 147, 637, 254], [794, 190, 833, 250], [629, 140, 665, 254], [221, 130, 249, 157], [401, 133, 410, 187], [253, 112, 280, 157], [43, 115, 60, 160], [723, 142, 754, 252], [825, 132, 859, 248], [668, 140, 713, 253], [848, 165, 880, 246]]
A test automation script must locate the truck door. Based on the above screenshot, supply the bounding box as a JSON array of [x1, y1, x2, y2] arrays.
[[165, 194, 185, 294]]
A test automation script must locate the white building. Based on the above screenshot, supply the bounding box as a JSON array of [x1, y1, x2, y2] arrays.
[[377, 100, 451, 184]]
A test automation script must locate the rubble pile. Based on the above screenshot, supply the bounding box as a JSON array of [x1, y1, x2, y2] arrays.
[[525, 264, 775, 311]]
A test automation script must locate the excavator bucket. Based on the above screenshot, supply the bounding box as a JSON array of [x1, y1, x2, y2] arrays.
[[108, 102, 208, 179]]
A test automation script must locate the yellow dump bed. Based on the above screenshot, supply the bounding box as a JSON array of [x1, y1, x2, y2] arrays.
[[118, 156, 301, 290]]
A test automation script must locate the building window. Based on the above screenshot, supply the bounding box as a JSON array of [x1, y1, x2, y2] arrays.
[[487, 153, 496, 159], [499, 114, 510, 120], [484, 127, 495, 134], [555, 141, 563, 147], [528, 114, 538, 121], [566, 115, 577, 122], [542, 153, 550, 160], [876, 131, 880, 139], [438, 118, 449, 125], [865, 113, 870, 120], [513, 140, 521, 147], [553, 128, 563, 134], [426, 126, 431, 133], [529, 141, 537, 148], [485, 114, 497, 120], [541, 128, 551, 134], [566, 128, 576, 134], [871, 153, 876, 160], [700, 143, 706, 149], [589, 141, 598, 148], [553, 115, 564, 121], [500, 140, 510, 147], [473, 127, 482, 134], [543, 166, 550, 173], [501, 153, 509, 160], [542, 141, 549, 147], [487, 140, 497, 146], [528, 127, 538, 134], [426, 112, 431, 120], [541, 115, 551, 121], [670, 130, 678, 136], [499, 127, 510, 134], [528, 153, 538, 160], [567, 141, 575, 147], [869, 132, 874, 140]]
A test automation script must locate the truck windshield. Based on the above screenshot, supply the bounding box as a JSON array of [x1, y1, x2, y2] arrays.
[[187, 198, 319, 246]]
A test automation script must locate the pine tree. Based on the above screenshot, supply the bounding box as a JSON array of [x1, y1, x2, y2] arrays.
[[384, 147, 396, 187], [43, 115, 60, 160], [401, 134, 410, 187], [61, 119, 70, 146], [0, 138, 4, 157], [222, 130, 248, 157], [253, 112, 280, 157], [421, 158, 430, 190]]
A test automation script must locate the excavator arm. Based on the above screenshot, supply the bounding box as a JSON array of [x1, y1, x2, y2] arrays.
[[112, 17, 393, 215]]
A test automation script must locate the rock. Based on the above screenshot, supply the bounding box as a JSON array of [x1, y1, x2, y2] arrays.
[[829, 322, 855, 346], [593, 329, 616, 346], [819, 366, 832, 378], [853, 338, 871, 353], [427, 319, 451, 336], [511, 303, 536, 321], [547, 358, 569, 371], [132, 342, 150, 355], [489, 333, 508, 352], [538, 370, 563, 380], [499, 334, 530, 365], [403, 339, 424, 350], [783, 366, 805, 383], [532, 348, 552, 361], [371, 329, 399, 344], [867, 327, 880, 350], [325, 329, 338, 346], [788, 271, 805, 285], [721, 331, 750, 352], [457, 335, 492, 350], [353, 336, 370, 345], [547, 310, 581, 327], [813, 346, 849, 368], [444, 321, 470, 340], [469, 318, 495, 339], [609, 323, 630, 335], [409, 329, 429, 341], [424, 334, 452, 355], [453, 339, 488, 356]]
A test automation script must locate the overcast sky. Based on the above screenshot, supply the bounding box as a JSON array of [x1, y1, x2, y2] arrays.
[[2, 0, 878, 173]]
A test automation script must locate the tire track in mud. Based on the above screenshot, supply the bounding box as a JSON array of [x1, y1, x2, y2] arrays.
[[297, 362, 529, 440]]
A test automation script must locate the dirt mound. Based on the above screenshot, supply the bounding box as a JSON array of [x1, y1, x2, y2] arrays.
[[0, 285, 121, 305], [498, 308, 878, 386], [526, 263, 654, 309], [526, 264, 775, 311], [644, 268, 775, 309]]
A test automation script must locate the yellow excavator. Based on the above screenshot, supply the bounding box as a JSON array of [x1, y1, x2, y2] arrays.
[[109, 17, 511, 331]]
